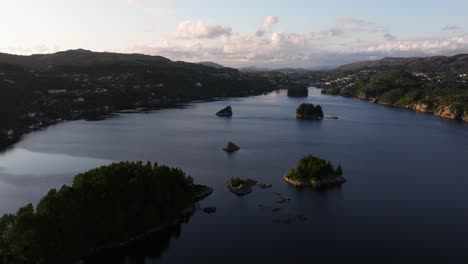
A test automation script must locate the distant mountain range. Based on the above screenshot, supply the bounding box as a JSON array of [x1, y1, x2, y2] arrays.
[[337, 54, 468, 73]]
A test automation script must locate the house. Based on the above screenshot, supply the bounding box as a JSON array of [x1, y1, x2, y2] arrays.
[[48, 89, 67, 94], [195, 82, 203, 87]]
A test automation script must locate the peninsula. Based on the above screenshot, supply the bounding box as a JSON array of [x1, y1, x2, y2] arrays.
[[0, 161, 212, 263]]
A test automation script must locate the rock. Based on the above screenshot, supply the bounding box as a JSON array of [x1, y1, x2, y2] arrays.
[[436, 105, 463, 120], [203, 207, 217, 214], [223, 142, 240, 152], [325, 116, 339, 120], [227, 178, 257, 196], [216, 106, 233, 117]]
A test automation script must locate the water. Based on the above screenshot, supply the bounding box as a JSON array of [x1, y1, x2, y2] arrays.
[[1, 88, 467, 263]]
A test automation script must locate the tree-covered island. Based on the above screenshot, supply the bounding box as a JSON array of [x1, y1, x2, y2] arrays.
[[296, 103, 324, 119], [284, 155, 346, 188], [0, 161, 212, 263]]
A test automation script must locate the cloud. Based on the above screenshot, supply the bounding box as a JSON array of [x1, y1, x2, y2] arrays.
[[256, 16, 279, 36], [172, 21, 232, 39], [362, 34, 468, 56]]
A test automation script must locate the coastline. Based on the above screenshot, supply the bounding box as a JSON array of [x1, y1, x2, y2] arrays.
[[0, 90, 278, 153], [284, 175, 347, 188], [318, 87, 468, 123]]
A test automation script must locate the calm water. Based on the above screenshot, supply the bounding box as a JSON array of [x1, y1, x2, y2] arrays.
[[1, 88, 467, 263]]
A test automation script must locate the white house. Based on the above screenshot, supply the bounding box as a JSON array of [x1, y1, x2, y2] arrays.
[[195, 82, 203, 87]]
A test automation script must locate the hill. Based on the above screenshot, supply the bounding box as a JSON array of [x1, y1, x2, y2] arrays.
[[198, 61, 225, 69], [337, 54, 468, 73]]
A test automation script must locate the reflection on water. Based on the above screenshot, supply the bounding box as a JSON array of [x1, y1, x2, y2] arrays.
[[1, 88, 468, 263], [83, 223, 184, 264]]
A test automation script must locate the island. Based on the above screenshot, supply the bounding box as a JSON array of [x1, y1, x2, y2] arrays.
[[287, 86, 309, 97], [227, 177, 258, 195], [223, 141, 240, 152], [284, 155, 346, 188], [296, 103, 324, 119], [216, 106, 233, 117], [0, 161, 212, 263]]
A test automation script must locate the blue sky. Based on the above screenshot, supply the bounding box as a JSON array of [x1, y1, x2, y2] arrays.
[[1, 0, 468, 68]]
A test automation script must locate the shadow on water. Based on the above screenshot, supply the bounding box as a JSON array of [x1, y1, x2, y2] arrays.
[[82, 223, 184, 264]]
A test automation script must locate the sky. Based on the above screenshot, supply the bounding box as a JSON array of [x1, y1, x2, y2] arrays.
[[1, 0, 468, 68]]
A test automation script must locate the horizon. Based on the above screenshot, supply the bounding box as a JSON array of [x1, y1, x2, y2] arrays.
[[2, 48, 468, 71], [1, 0, 468, 68]]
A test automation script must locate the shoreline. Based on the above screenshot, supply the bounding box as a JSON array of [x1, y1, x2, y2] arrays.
[[318, 87, 468, 123], [0, 90, 279, 153], [284, 175, 347, 188]]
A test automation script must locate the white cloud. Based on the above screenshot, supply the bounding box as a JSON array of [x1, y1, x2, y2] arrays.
[[172, 21, 232, 39], [256, 16, 279, 36]]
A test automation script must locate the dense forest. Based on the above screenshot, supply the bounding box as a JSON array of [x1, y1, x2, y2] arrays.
[[0, 161, 211, 263]]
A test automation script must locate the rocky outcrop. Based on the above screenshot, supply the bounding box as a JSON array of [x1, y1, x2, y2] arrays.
[[223, 142, 240, 152], [227, 178, 257, 196], [216, 106, 233, 117], [284, 175, 347, 188], [436, 105, 463, 120], [411, 103, 433, 113]]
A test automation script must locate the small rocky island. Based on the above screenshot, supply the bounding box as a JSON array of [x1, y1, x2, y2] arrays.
[[296, 103, 324, 119], [216, 106, 233, 117], [223, 142, 240, 152], [287, 86, 309, 97], [284, 155, 346, 188], [227, 177, 257, 195]]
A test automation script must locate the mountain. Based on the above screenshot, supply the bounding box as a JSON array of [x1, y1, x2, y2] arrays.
[[198, 61, 225, 69], [337, 54, 468, 73], [0, 49, 171, 69]]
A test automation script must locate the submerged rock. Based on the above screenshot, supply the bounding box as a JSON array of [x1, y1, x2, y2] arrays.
[[216, 106, 233, 117], [223, 142, 240, 152]]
